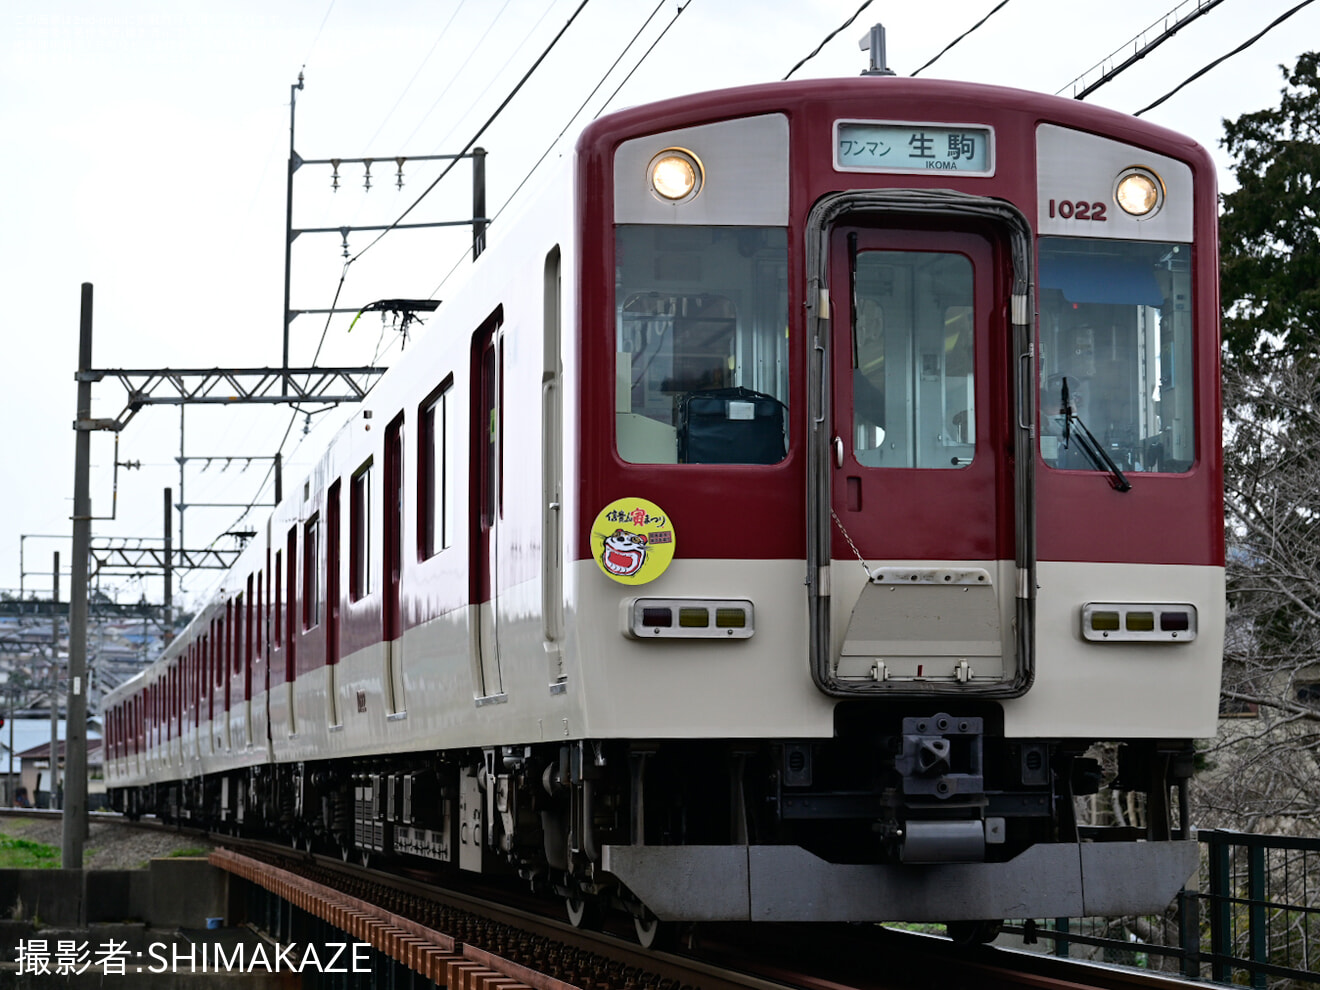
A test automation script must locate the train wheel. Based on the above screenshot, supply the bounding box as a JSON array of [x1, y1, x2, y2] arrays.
[[633, 912, 674, 951], [564, 895, 601, 930], [945, 919, 1002, 945]]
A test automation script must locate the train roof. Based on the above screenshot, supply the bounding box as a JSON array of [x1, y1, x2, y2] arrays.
[[578, 76, 1211, 167]]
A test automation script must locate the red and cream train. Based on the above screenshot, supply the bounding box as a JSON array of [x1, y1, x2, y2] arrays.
[[105, 73, 1224, 943]]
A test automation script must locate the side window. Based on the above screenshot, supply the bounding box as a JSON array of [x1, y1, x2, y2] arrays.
[[255, 572, 262, 659], [273, 549, 283, 644], [233, 593, 244, 674], [351, 460, 373, 599], [285, 527, 298, 678], [303, 514, 320, 630], [244, 574, 254, 680], [420, 379, 455, 558], [221, 607, 231, 682]]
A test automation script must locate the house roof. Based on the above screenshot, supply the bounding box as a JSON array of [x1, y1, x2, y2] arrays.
[[1, 719, 101, 765], [16, 738, 103, 764]]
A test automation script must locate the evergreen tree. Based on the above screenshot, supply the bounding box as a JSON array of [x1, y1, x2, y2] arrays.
[[1219, 52, 1320, 368]]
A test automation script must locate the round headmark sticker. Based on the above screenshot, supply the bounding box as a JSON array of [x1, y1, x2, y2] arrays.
[[591, 498, 676, 585]]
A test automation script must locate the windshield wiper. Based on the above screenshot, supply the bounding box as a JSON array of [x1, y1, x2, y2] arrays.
[[1060, 377, 1131, 493]]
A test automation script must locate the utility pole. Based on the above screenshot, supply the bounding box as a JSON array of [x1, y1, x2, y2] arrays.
[[65, 282, 93, 869], [6, 685, 13, 806], [50, 552, 60, 807]]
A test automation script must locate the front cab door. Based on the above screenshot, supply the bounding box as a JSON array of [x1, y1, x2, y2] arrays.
[[807, 195, 1035, 698]]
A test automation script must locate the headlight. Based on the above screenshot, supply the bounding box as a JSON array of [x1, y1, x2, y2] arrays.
[[1114, 167, 1163, 217], [648, 149, 703, 202]]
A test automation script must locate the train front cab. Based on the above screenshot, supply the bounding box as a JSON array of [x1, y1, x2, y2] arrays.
[[574, 79, 1223, 928]]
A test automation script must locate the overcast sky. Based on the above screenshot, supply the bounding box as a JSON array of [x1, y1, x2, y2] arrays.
[[2, 0, 1315, 608]]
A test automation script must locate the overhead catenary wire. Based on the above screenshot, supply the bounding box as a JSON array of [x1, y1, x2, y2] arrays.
[[200, 0, 348, 559], [1059, 0, 1228, 100], [209, 383, 345, 551], [426, 0, 686, 301], [782, 0, 876, 80], [363, 0, 471, 152], [347, 0, 565, 244], [114, 0, 1088, 582], [783, 0, 1011, 81], [207, 415, 295, 550], [402, 0, 518, 151], [427, 0, 566, 157], [305, 0, 677, 507], [302, 0, 338, 67], [1135, 0, 1317, 115], [212, 257, 353, 545], [223, 0, 598, 541], [295, 0, 590, 381], [591, 0, 692, 118], [212, 0, 1021, 554], [909, 0, 1012, 76], [476, 0, 670, 239], [349, 0, 593, 267], [341, 0, 516, 234]]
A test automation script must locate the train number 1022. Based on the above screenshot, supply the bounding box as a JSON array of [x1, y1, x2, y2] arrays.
[[1048, 199, 1108, 221]]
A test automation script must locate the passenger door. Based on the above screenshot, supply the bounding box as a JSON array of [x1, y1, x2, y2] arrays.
[[383, 415, 405, 714], [326, 479, 342, 727], [471, 321, 505, 699]]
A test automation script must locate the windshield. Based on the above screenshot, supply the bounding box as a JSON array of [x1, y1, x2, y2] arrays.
[[1038, 237, 1194, 474], [614, 225, 789, 465]]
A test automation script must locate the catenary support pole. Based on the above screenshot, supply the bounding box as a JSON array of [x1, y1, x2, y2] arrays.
[[163, 488, 174, 646], [473, 146, 487, 259], [282, 74, 303, 389], [64, 282, 93, 869]]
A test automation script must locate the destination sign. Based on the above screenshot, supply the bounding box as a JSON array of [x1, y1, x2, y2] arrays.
[[834, 121, 994, 175]]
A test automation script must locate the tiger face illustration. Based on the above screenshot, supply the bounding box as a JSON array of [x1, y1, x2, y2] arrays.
[[600, 528, 649, 577]]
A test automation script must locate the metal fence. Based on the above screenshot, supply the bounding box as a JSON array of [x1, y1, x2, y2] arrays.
[[1004, 830, 1320, 987]]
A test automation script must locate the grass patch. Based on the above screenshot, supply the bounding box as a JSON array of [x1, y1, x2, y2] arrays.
[[0, 835, 60, 869], [883, 922, 948, 935], [167, 848, 211, 858]]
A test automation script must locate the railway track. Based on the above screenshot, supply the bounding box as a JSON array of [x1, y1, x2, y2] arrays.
[[4, 811, 1206, 990], [200, 830, 1206, 990]]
